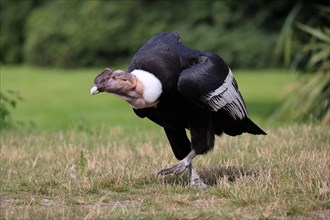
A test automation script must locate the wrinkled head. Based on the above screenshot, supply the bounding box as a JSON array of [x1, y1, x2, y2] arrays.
[[90, 68, 162, 109], [90, 68, 135, 96]]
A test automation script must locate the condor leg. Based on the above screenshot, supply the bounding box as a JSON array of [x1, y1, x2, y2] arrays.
[[189, 163, 208, 189], [157, 150, 197, 176], [157, 150, 208, 189]]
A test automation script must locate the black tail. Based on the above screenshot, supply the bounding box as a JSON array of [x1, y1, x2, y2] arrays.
[[214, 111, 267, 136], [243, 118, 267, 135]]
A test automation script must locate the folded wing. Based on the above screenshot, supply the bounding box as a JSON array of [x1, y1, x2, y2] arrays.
[[178, 52, 248, 120]]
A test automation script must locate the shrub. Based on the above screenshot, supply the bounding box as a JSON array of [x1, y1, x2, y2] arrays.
[[0, 90, 22, 129], [271, 4, 330, 124]]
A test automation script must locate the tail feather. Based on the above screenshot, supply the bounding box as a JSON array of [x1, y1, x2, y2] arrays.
[[215, 110, 267, 136], [243, 118, 267, 135]]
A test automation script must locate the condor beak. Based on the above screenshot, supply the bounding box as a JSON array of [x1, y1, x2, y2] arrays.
[[90, 86, 99, 95]]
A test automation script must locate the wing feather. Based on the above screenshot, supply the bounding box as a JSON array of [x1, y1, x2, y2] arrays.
[[178, 52, 248, 120], [201, 69, 248, 119]]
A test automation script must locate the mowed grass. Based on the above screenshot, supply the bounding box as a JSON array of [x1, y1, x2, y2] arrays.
[[2, 66, 329, 219], [0, 125, 329, 219], [1, 65, 296, 131], [1, 65, 154, 132]]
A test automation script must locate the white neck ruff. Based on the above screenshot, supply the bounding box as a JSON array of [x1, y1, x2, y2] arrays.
[[131, 69, 162, 103]]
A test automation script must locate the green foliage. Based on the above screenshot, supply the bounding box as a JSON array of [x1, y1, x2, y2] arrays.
[[0, 90, 22, 129], [24, 0, 140, 67], [0, 0, 38, 63], [296, 23, 330, 73], [271, 4, 330, 124], [274, 3, 303, 67], [1, 0, 305, 68], [270, 73, 329, 123], [78, 151, 87, 176], [275, 3, 329, 71]]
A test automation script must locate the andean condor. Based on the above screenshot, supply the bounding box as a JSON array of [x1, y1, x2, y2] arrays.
[[90, 32, 266, 189]]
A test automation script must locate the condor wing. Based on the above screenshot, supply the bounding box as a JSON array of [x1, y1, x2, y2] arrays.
[[177, 52, 248, 120]]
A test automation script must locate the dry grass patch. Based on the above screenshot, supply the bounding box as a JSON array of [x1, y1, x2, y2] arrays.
[[1, 125, 329, 219]]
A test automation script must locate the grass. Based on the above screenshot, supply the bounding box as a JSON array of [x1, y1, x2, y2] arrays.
[[2, 65, 328, 219], [1, 65, 149, 132], [1, 65, 297, 131], [0, 125, 329, 219]]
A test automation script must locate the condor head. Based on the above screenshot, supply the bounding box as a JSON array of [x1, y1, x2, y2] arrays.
[[90, 68, 136, 96], [90, 68, 162, 109]]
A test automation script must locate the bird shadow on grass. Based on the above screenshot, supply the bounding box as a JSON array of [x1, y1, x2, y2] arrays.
[[160, 165, 259, 187], [200, 165, 259, 186]]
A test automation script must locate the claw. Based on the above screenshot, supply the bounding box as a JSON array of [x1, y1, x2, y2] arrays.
[[157, 162, 188, 176]]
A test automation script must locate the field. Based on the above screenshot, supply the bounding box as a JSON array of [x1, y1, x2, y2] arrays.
[[1, 66, 329, 219], [1, 66, 296, 131]]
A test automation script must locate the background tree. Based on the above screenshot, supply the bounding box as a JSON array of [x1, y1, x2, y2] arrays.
[[3, 0, 323, 69]]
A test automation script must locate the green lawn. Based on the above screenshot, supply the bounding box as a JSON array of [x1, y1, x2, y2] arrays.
[[1, 66, 329, 219], [1, 65, 297, 132], [1, 65, 154, 132]]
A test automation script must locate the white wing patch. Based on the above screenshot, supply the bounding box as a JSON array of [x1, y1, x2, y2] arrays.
[[201, 69, 248, 119]]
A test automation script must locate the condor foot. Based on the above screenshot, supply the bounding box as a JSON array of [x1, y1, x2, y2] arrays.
[[157, 162, 188, 176], [190, 177, 209, 189]]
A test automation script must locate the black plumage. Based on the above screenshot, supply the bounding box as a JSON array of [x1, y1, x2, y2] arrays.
[[91, 32, 266, 188], [130, 32, 265, 152]]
